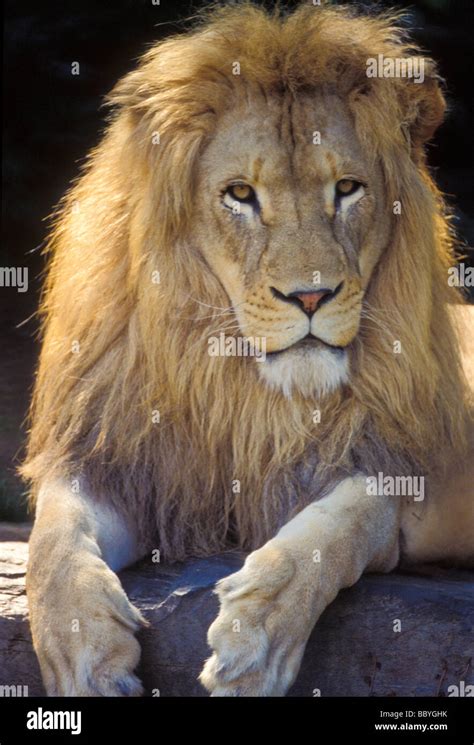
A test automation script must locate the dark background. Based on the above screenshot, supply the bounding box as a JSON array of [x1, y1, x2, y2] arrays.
[[2, 0, 473, 520]]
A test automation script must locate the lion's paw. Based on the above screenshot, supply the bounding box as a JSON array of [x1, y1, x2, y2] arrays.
[[29, 554, 147, 697], [199, 544, 311, 696]]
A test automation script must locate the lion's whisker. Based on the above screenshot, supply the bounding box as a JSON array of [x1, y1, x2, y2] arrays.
[[187, 297, 245, 314], [174, 310, 236, 322]]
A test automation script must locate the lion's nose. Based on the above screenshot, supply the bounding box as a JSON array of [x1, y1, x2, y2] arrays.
[[288, 289, 333, 316], [271, 284, 342, 318]]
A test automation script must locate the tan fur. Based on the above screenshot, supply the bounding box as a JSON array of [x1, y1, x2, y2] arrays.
[[21, 2, 471, 560], [22, 2, 473, 697]]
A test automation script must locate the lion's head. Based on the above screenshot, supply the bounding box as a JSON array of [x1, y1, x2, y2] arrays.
[[193, 86, 391, 396], [22, 3, 470, 559]]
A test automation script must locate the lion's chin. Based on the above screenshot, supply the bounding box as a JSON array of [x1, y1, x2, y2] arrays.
[[257, 344, 349, 398]]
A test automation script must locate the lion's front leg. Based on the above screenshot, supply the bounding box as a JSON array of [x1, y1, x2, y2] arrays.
[[27, 479, 146, 696], [200, 475, 401, 696]]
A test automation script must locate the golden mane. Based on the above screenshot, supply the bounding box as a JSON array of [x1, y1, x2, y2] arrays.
[[22, 2, 470, 560]]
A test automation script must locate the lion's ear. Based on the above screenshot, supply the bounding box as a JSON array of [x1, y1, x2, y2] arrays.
[[400, 67, 446, 150], [351, 57, 446, 159]]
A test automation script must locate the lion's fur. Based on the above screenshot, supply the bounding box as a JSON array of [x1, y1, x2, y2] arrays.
[[21, 2, 471, 561]]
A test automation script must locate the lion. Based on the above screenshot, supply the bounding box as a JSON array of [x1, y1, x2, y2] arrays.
[[21, 2, 473, 697]]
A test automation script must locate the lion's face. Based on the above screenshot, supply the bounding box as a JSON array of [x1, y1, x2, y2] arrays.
[[194, 89, 392, 397]]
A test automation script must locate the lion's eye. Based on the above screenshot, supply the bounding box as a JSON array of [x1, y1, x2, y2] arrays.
[[222, 182, 259, 216], [226, 183, 256, 203], [335, 179, 362, 197]]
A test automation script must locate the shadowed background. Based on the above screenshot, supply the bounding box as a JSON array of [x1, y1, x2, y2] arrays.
[[2, 0, 473, 520]]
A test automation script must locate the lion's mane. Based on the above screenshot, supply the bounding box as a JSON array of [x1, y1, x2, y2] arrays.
[[22, 3, 470, 560]]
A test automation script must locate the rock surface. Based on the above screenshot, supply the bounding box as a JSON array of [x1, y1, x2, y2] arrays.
[[0, 530, 473, 697]]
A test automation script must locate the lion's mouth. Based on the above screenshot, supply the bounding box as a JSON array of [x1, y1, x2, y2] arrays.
[[267, 333, 346, 358]]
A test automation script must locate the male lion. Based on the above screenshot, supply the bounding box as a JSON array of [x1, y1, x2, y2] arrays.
[[22, 3, 473, 697]]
